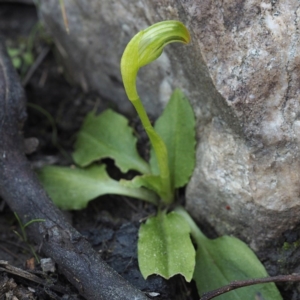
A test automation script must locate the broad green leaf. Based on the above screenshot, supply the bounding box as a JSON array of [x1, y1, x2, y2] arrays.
[[38, 164, 158, 210], [138, 211, 195, 281], [150, 89, 196, 189], [194, 236, 283, 300], [72, 109, 150, 174], [175, 208, 283, 300], [121, 174, 162, 201]]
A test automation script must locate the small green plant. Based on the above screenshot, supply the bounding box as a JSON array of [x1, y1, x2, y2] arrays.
[[38, 21, 283, 299], [7, 43, 34, 76], [7, 22, 51, 79], [13, 212, 45, 263]]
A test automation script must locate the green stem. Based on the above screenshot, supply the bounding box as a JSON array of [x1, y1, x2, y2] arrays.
[[132, 97, 173, 204], [110, 183, 159, 205], [175, 206, 207, 242]]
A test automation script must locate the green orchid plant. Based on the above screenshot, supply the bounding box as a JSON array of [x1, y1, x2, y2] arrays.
[[38, 21, 283, 299], [121, 20, 192, 205]]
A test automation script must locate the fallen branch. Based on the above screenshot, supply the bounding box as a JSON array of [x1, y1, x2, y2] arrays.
[[200, 274, 300, 300], [0, 41, 148, 300], [0, 260, 67, 294]]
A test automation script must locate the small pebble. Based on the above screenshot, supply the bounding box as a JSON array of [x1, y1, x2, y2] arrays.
[[147, 291, 160, 297], [40, 258, 56, 273]]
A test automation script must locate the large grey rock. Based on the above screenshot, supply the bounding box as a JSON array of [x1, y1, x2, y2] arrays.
[[38, 0, 300, 251]]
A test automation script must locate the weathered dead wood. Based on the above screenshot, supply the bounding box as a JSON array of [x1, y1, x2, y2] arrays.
[[0, 41, 148, 300], [0, 260, 67, 294]]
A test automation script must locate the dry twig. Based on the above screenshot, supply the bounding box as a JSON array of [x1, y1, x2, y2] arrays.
[[200, 274, 300, 300]]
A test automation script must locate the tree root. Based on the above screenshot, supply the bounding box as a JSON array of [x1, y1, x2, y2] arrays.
[[0, 41, 149, 300]]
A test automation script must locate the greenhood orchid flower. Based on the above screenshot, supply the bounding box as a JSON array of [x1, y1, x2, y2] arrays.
[[121, 20, 190, 101], [120, 20, 190, 204]]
